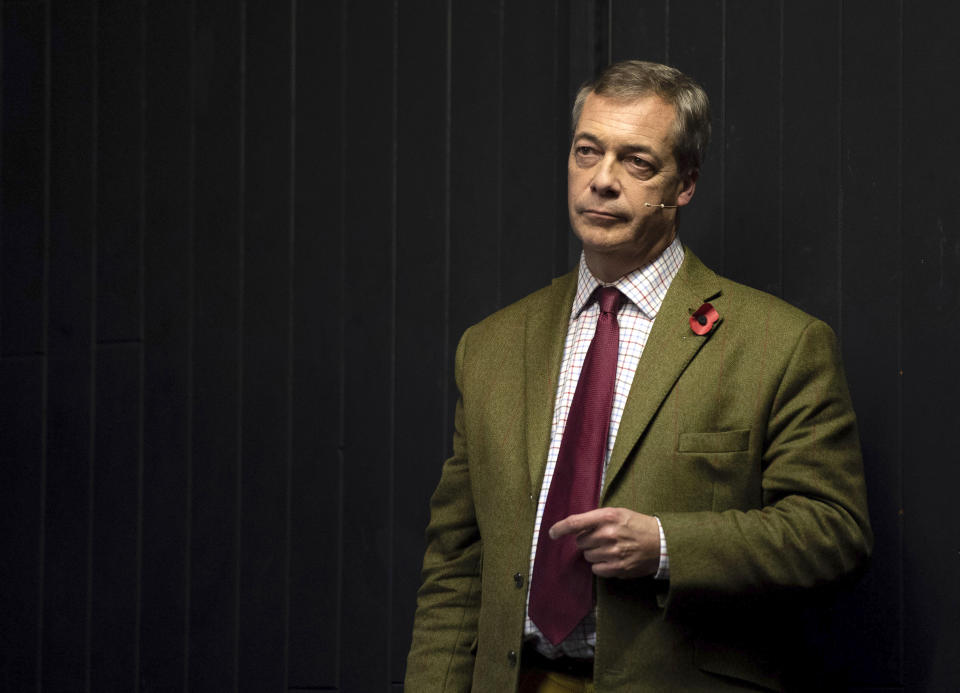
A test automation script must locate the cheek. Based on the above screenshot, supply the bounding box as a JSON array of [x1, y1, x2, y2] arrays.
[[567, 171, 583, 202], [620, 185, 649, 212], [627, 180, 666, 207], [568, 157, 593, 186]]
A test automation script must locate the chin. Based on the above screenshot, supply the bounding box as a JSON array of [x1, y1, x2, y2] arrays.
[[573, 224, 633, 252]]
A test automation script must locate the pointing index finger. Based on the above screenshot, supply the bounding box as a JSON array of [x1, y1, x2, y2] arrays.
[[548, 509, 606, 540]]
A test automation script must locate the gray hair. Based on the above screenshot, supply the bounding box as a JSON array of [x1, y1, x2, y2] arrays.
[[571, 60, 711, 179]]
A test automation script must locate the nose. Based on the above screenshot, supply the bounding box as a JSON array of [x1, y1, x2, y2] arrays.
[[590, 155, 621, 197]]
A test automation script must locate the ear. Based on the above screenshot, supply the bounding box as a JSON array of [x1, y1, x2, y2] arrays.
[[675, 170, 698, 207]]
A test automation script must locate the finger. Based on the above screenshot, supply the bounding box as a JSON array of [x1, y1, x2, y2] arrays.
[[591, 561, 623, 578], [582, 538, 629, 561], [582, 546, 617, 564], [548, 508, 611, 539], [574, 528, 613, 551]]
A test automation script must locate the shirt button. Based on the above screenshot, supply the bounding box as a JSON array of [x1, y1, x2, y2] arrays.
[[513, 572, 524, 588], [507, 650, 517, 667]]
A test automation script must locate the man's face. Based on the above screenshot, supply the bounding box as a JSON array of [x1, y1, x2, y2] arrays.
[[568, 92, 696, 277]]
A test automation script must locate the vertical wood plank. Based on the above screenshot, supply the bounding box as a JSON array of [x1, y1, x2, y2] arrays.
[[96, 0, 142, 344], [1, 1, 45, 357], [667, 0, 724, 270], [237, 1, 292, 690], [90, 344, 140, 691], [901, 1, 960, 689], [0, 358, 44, 690], [553, 3, 574, 274], [42, 0, 96, 688], [781, 0, 841, 328], [722, 0, 781, 295], [567, 0, 600, 132], [340, 0, 395, 689], [609, 0, 666, 65], [47, 1, 96, 357], [43, 353, 94, 691], [500, 1, 565, 305], [593, 0, 609, 69], [448, 0, 501, 345], [839, 0, 903, 687], [90, 5, 145, 683], [567, 0, 601, 88], [141, 0, 192, 688], [392, 0, 448, 684], [287, 0, 343, 688], [188, 0, 242, 689]]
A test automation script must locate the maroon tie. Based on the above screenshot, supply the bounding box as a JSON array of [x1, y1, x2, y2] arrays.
[[529, 286, 624, 645]]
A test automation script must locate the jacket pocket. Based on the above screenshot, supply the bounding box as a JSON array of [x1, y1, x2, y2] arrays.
[[677, 428, 750, 453]]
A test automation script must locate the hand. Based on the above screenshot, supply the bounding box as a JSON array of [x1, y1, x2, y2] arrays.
[[549, 507, 661, 578]]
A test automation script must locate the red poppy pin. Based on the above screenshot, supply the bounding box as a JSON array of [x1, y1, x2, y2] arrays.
[[690, 302, 719, 336]]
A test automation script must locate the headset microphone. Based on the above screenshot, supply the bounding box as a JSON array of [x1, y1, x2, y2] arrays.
[[644, 202, 680, 209]]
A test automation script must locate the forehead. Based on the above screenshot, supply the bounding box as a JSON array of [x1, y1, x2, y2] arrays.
[[574, 92, 677, 152]]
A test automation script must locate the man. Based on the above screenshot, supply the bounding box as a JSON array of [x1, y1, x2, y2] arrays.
[[405, 60, 871, 692]]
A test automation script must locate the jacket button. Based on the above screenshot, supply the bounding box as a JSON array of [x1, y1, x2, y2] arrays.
[[507, 650, 517, 667], [513, 572, 524, 588]]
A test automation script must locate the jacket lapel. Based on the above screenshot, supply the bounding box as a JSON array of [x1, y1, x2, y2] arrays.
[[601, 249, 723, 502], [524, 270, 577, 494]]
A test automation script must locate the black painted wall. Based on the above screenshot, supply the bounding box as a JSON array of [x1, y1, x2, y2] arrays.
[[1, 1, 958, 691]]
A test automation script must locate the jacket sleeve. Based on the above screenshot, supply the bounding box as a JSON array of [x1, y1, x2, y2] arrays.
[[657, 319, 873, 613], [405, 331, 482, 692]]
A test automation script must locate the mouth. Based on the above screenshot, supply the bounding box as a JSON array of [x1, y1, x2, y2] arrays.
[[581, 208, 626, 223]]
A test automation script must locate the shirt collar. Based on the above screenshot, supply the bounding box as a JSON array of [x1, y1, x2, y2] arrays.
[[572, 236, 685, 320]]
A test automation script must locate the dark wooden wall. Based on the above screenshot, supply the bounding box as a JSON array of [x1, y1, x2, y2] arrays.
[[1, 1, 957, 691]]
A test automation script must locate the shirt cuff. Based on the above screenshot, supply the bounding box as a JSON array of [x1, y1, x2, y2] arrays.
[[654, 516, 670, 580]]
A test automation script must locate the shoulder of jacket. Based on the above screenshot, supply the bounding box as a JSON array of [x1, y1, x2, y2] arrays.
[[714, 275, 824, 334], [679, 247, 825, 339], [465, 269, 576, 340]]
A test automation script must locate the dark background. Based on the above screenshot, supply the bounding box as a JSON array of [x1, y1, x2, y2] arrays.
[[1, 0, 958, 691]]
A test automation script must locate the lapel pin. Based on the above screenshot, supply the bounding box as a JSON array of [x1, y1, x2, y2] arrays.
[[690, 303, 719, 336]]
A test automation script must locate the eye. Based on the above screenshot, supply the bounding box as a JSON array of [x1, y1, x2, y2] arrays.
[[574, 145, 601, 165], [626, 155, 657, 179]]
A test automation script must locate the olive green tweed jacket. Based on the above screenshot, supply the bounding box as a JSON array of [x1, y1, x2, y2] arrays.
[[405, 249, 872, 692]]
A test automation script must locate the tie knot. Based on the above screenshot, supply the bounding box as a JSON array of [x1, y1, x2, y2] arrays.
[[597, 286, 624, 315]]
